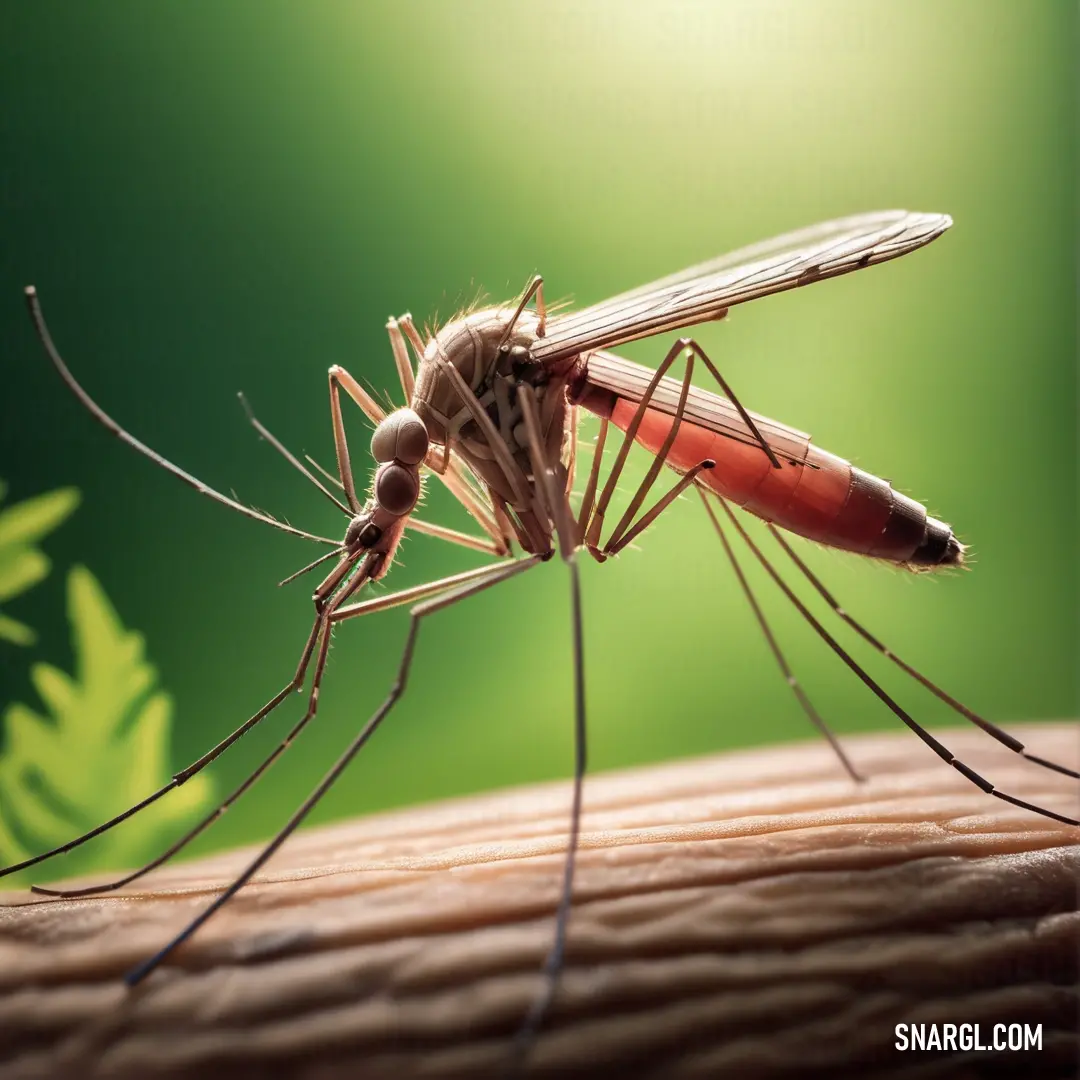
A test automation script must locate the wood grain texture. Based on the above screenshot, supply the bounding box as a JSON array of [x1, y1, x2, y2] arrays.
[[1, 722, 1077, 1080]]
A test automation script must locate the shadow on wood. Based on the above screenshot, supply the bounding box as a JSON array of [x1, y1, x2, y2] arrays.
[[1, 722, 1077, 1080]]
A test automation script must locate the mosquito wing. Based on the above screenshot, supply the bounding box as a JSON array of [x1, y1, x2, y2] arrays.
[[532, 210, 951, 365]]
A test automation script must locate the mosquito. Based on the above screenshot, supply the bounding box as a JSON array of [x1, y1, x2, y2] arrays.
[[9, 210, 1078, 1069]]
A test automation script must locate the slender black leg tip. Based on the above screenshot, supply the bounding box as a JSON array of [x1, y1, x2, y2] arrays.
[[29, 884, 61, 897], [124, 961, 156, 988]]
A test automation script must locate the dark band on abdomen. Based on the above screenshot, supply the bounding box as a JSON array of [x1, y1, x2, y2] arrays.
[[839, 467, 963, 567], [909, 516, 963, 567]]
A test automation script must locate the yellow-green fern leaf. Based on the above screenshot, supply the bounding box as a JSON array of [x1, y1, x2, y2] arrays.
[[0, 480, 80, 645], [0, 566, 213, 886]]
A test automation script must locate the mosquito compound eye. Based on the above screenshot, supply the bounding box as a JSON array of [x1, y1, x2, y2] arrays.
[[391, 410, 429, 465], [370, 417, 398, 464], [374, 462, 419, 516], [371, 408, 429, 466]]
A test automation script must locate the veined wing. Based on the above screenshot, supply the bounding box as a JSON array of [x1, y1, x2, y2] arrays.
[[533, 210, 951, 365]]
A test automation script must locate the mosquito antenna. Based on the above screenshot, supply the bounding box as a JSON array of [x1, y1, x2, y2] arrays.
[[237, 392, 353, 516], [24, 287, 337, 546], [766, 523, 1080, 782], [305, 453, 346, 491], [278, 547, 344, 587], [699, 489, 1078, 827]]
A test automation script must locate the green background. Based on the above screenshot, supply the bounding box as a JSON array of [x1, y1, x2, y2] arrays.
[[1, 1, 1075, 870]]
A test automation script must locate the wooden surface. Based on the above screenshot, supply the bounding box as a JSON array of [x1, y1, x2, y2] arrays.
[[1, 722, 1077, 1080]]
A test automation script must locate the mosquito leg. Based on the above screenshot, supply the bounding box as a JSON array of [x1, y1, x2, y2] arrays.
[[576, 416, 609, 543], [328, 363, 388, 426], [491, 492, 531, 552], [403, 518, 506, 555], [395, 313, 427, 366], [687, 340, 782, 469], [767, 524, 1080, 783], [122, 607, 335, 980], [561, 402, 582, 548], [386, 317, 416, 404], [518, 385, 571, 557], [38, 553, 403, 897], [602, 351, 697, 554], [435, 463, 509, 551], [702, 492, 1079, 826], [581, 332, 783, 556], [601, 332, 785, 557], [581, 342, 711, 559], [37, 623, 335, 898], [1, 613, 326, 885], [583, 338, 690, 552], [328, 368, 363, 512], [126, 554, 541, 986], [331, 557, 536, 621], [512, 386, 589, 1063], [603, 461, 716, 557], [695, 488, 861, 781], [565, 403, 579, 498], [535, 279, 548, 338], [508, 555, 586, 1070], [24, 550, 366, 894]]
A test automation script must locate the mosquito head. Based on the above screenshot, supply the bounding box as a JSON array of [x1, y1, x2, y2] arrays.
[[368, 407, 428, 519], [339, 409, 431, 571]]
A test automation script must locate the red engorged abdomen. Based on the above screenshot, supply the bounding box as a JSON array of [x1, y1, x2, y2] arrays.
[[607, 398, 931, 562]]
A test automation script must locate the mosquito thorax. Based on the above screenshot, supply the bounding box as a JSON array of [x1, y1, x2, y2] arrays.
[[412, 307, 543, 448], [411, 307, 572, 523]]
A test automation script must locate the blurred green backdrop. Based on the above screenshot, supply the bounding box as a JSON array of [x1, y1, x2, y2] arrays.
[[1, 1, 1075, 872]]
